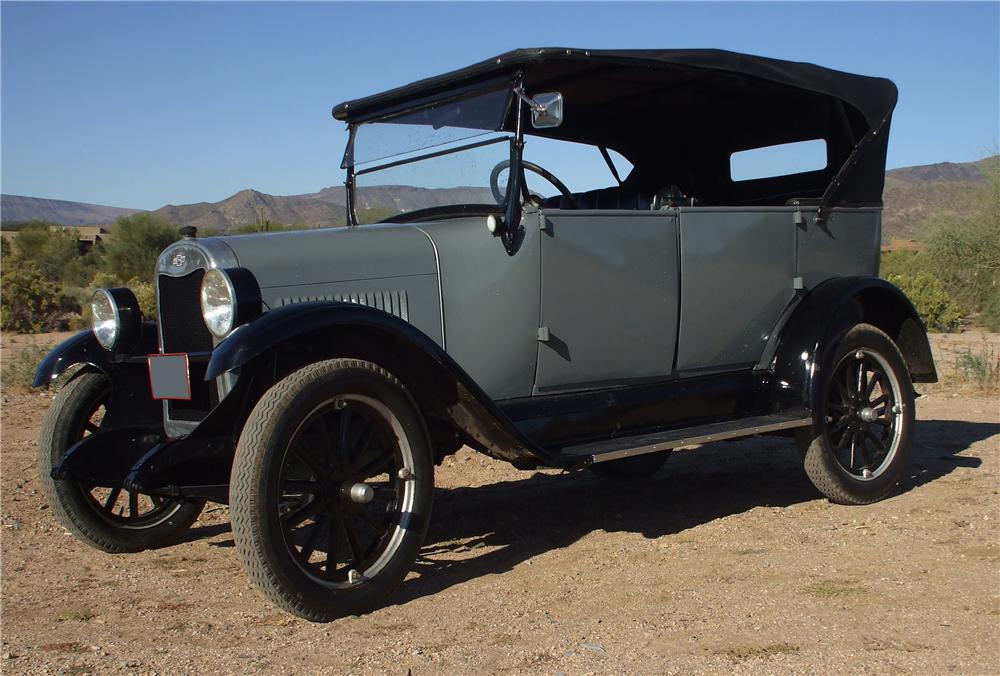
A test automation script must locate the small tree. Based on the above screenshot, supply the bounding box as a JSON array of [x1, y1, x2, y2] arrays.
[[102, 213, 177, 282], [11, 224, 84, 284], [1, 260, 63, 333]]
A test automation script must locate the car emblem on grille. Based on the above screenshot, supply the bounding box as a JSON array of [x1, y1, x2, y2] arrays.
[[171, 252, 187, 268]]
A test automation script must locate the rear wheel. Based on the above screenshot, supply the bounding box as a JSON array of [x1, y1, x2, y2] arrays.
[[230, 359, 433, 622], [796, 324, 914, 505], [37, 372, 203, 553]]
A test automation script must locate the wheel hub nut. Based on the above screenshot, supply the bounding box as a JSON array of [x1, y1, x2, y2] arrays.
[[347, 483, 374, 504], [858, 407, 878, 423]]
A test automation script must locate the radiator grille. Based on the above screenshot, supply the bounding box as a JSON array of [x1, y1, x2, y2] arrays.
[[157, 270, 215, 422], [279, 290, 409, 321], [157, 271, 214, 353]]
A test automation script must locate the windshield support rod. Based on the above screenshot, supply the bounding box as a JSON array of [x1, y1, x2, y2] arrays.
[[598, 146, 623, 186]]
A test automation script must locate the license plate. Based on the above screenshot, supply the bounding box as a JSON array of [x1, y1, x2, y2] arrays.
[[148, 353, 191, 400]]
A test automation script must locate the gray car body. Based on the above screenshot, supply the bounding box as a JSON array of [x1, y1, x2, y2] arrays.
[[194, 201, 878, 402]]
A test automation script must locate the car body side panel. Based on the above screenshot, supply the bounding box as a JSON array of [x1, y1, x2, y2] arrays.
[[534, 210, 679, 394], [796, 207, 881, 289], [675, 208, 796, 374], [220, 224, 444, 345], [416, 214, 542, 401]]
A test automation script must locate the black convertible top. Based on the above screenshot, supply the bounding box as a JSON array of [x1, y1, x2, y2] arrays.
[[333, 48, 898, 208]]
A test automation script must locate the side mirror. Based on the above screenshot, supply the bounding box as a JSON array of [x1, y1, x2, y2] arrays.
[[529, 92, 563, 129]]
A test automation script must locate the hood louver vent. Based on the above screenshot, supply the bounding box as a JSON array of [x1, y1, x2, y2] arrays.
[[279, 290, 409, 322]]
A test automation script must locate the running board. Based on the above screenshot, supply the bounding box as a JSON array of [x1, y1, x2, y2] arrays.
[[559, 413, 813, 465]]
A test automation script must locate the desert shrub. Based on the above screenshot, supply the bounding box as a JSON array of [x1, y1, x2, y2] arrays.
[[10, 224, 88, 285], [880, 250, 933, 279], [1, 261, 63, 333], [954, 343, 1000, 392], [918, 158, 1000, 316], [102, 213, 176, 282], [886, 272, 963, 332], [1, 342, 51, 392], [981, 287, 1000, 332], [125, 277, 157, 317]]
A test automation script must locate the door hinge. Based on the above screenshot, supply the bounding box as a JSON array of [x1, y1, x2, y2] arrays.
[[792, 202, 805, 227], [537, 326, 550, 342], [793, 276, 804, 290]]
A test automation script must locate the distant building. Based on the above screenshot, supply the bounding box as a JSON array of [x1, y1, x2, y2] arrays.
[[0, 224, 113, 253]]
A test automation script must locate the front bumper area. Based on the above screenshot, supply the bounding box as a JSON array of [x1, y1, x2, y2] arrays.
[[44, 327, 255, 504]]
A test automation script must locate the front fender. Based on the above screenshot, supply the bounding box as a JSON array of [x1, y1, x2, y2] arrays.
[[34, 323, 163, 429], [206, 302, 566, 469], [772, 276, 937, 411]]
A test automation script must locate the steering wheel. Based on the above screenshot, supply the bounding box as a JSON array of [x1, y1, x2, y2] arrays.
[[490, 160, 577, 209]]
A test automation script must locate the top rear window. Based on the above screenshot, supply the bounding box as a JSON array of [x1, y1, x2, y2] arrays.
[[730, 139, 828, 182]]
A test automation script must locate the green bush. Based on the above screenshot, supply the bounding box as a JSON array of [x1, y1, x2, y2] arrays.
[[954, 342, 1000, 392], [886, 272, 963, 332], [102, 213, 177, 282], [980, 287, 1000, 332], [125, 277, 157, 317], [1, 261, 63, 333]]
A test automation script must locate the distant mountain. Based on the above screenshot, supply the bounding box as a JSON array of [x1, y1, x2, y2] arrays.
[[298, 185, 494, 213], [149, 185, 494, 232], [0, 194, 139, 226], [150, 189, 347, 230], [881, 156, 994, 242], [884, 160, 988, 186], [4, 157, 993, 239]]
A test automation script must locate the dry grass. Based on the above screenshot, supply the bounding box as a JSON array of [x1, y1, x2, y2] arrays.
[[719, 642, 800, 661], [801, 579, 866, 598]]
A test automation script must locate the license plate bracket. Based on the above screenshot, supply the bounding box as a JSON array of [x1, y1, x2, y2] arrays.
[[148, 353, 192, 401]]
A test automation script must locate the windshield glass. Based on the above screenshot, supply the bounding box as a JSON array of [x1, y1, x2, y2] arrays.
[[351, 85, 513, 223]]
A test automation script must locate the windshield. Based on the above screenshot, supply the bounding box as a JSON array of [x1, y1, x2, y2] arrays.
[[349, 85, 514, 223]]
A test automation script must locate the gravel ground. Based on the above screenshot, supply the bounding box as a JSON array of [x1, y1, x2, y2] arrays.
[[1, 332, 998, 674]]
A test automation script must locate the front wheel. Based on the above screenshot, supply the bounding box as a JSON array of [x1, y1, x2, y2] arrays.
[[37, 371, 204, 553], [230, 359, 434, 622], [796, 324, 915, 505]]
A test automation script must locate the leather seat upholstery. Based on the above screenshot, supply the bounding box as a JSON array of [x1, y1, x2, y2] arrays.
[[541, 185, 653, 210]]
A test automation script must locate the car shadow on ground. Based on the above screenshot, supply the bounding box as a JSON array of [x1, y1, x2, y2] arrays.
[[395, 419, 997, 606]]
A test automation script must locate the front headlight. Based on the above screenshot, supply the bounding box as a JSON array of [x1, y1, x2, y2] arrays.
[[201, 268, 236, 338], [91, 287, 141, 351], [200, 267, 262, 339]]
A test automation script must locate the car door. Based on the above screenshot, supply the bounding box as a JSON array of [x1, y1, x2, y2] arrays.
[[673, 207, 797, 374], [534, 210, 679, 394]]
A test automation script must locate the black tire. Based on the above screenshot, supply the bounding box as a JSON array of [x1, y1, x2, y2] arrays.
[[37, 371, 204, 553], [230, 359, 434, 622], [795, 323, 915, 505], [589, 451, 671, 480]]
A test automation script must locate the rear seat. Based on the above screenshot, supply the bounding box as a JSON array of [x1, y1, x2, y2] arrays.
[[541, 184, 697, 210], [541, 185, 652, 210]]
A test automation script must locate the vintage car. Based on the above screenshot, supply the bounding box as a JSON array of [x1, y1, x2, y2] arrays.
[[36, 48, 936, 621]]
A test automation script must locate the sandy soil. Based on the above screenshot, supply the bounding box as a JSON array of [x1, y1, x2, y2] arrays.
[[1, 333, 998, 674]]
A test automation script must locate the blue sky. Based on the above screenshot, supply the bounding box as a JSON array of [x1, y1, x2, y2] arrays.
[[2, 1, 998, 209]]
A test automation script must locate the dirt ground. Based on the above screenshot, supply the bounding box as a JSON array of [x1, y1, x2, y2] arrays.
[[1, 332, 998, 674]]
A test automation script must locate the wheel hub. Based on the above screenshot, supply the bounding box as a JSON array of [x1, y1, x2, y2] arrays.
[[858, 407, 879, 424]]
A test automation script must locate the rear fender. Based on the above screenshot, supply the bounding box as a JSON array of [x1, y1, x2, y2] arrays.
[[772, 276, 937, 411], [206, 302, 562, 468]]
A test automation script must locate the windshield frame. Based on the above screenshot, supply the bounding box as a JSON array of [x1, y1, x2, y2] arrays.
[[340, 76, 526, 251]]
